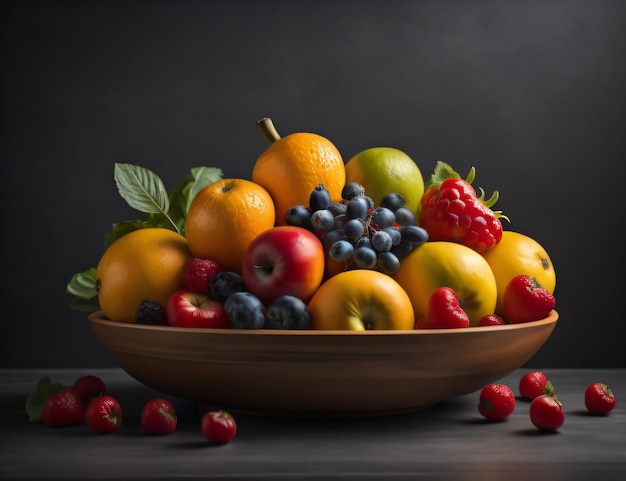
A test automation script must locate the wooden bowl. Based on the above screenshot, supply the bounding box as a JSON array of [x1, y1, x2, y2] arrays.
[[88, 310, 558, 418]]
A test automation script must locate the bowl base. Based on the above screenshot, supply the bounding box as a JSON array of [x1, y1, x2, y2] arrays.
[[197, 401, 440, 419]]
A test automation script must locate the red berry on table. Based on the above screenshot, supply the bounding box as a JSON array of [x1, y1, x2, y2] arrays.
[[184, 257, 223, 294], [503, 274, 556, 324], [529, 394, 564, 431], [415, 287, 470, 329], [141, 398, 177, 434], [519, 370, 555, 400], [585, 383, 616, 415], [201, 410, 237, 444], [42, 388, 84, 427], [85, 395, 123, 434], [418, 161, 506, 253], [72, 375, 106, 404], [478, 384, 516, 420]]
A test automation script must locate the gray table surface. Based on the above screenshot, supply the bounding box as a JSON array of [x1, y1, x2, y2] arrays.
[[1, 368, 624, 480]]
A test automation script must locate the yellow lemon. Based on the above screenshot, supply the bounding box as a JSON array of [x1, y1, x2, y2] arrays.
[[393, 241, 497, 326], [344, 147, 424, 216], [482, 230, 556, 317]]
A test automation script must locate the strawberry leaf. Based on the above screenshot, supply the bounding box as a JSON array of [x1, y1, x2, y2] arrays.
[[425, 161, 461, 189], [25, 376, 63, 423]]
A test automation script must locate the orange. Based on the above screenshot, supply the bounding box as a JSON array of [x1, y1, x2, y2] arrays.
[[252, 118, 346, 225], [184, 178, 275, 273], [95, 228, 191, 323]]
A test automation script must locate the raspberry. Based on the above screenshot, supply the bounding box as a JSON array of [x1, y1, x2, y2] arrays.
[[419, 162, 507, 253]]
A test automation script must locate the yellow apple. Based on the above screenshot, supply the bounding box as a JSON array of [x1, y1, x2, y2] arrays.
[[308, 269, 414, 330], [392, 241, 497, 326], [481, 230, 556, 317]]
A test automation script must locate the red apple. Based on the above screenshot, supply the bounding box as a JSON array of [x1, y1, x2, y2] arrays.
[[241, 226, 325, 305], [166, 290, 229, 328]]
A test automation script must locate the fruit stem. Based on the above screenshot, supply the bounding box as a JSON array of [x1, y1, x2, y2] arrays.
[[256, 118, 281, 144]]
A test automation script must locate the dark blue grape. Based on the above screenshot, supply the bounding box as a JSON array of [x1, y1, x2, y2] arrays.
[[391, 241, 413, 258], [346, 196, 370, 220], [400, 225, 429, 245], [370, 207, 396, 229], [225, 292, 266, 329], [211, 271, 247, 302], [377, 252, 401, 274], [310, 209, 335, 231], [383, 227, 402, 246], [328, 201, 347, 217], [380, 193, 405, 211], [329, 240, 355, 262], [309, 184, 331, 211], [284, 205, 312, 229], [264, 295, 310, 330], [370, 230, 393, 252], [355, 236, 372, 249], [334, 214, 348, 229], [353, 246, 377, 269], [342, 182, 365, 200], [343, 218, 366, 241], [322, 228, 344, 250], [394, 207, 416, 226]]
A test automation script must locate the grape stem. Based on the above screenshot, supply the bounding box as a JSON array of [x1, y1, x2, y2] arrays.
[[256, 118, 282, 144]]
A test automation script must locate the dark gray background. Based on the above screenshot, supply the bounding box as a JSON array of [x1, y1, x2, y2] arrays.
[[1, 0, 624, 368]]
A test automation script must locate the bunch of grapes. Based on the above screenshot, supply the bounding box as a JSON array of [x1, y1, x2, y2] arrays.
[[285, 182, 428, 275]]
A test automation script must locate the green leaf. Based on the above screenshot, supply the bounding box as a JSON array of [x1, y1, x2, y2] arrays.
[[25, 376, 63, 422], [66, 268, 97, 298], [67, 268, 101, 312], [167, 166, 223, 233], [114, 163, 170, 214], [185, 166, 223, 213]]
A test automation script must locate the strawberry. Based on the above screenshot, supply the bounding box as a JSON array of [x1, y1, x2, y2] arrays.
[[42, 388, 85, 427], [141, 398, 177, 434], [419, 161, 507, 253], [479, 314, 506, 326], [415, 287, 470, 329], [85, 395, 123, 434], [518, 370, 554, 400], [529, 394, 565, 431], [72, 375, 106, 404], [201, 410, 237, 444], [503, 275, 556, 323], [585, 382, 616, 415], [478, 383, 516, 420]]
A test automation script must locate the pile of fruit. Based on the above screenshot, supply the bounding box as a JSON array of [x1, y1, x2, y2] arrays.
[[68, 118, 557, 330]]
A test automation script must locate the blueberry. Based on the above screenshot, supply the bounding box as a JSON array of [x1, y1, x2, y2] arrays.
[[264, 295, 310, 330], [284, 205, 312, 229], [211, 271, 247, 302], [309, 184, 331, 211], [224, 292, 266, 329]]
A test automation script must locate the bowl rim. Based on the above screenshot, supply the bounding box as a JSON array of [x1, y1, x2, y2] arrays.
[[88, 309, 559, 337]]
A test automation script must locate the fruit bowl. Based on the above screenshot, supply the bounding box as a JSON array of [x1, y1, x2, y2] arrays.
[[88, 310, 558, 418]]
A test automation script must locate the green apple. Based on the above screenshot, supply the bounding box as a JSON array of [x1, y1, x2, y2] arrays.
[[344, 147, 424, 216]]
